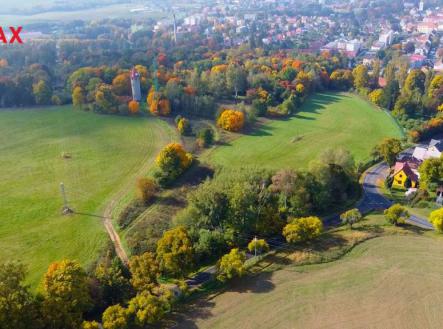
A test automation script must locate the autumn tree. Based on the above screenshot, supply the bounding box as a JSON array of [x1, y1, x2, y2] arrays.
[[155, 143, 193, 185], [102, 304, 129, 329], [330, 69, 353, 90], [41, 260, 92, 329], [126, 292, 169, 327], [429, 208, 443, 232], [128, 100, 140, 114], [0, 262, 38, 329], [352, 64, 369, 91], [128, 252, 160, 293], [156, 226, 194, 277], [95, 84, 118, 113], [177, 117, 192, 135], [404, 69, 426, 93], [72, 86, 85, 107], [112, 72, 131, 96], [283, 216, 323, 243], [340, 208, 363, 228], [217, 109, 245, 132], [368, 88, 386, 107], [374, 138, 402, 167], [384, 204, 409, 226], [33, 80, 52, 105], [217, 248, 246, 282], [247, 238, 269, 255], [136, 178, 157, 204], [82, 321, 100, 329]]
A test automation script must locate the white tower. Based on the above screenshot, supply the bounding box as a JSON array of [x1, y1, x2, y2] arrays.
[[130, 68, 141, 102], [419, 1, 424, 11]]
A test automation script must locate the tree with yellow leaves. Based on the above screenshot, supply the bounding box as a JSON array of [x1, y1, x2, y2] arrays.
[[155, 143, 193, 185], [217, 248, 246, 282], [156, 226, 194, 277], [129, 252, 160, 293], [41, 260, 92, 329], [217, 109, 245, 132], [72, 86, 85, 107], [112, 72, 131, 96]]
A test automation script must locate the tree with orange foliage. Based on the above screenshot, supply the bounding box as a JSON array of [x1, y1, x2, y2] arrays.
[[128, 100, 140, 114], [217, 109, 245, 132], [42, 260, 92, 329]]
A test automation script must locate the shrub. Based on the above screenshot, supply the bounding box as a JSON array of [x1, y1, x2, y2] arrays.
[[128, 100, 140, 114], [117, 199, 146, 229], [136, 178, 157, 204], [340, 208, 363, 228], [384, 204, 409, 225], [283, 216, 323, 243], [197, 128, 214, 147], [247, 238, 269, 255], [177, 118, 192, 135], [429, 208, 443, 232]]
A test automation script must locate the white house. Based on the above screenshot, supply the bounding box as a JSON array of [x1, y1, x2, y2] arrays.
[[412, 139, 443, 161]]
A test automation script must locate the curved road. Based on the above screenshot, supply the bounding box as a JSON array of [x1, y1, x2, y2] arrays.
[[358, 162, 433, 229]]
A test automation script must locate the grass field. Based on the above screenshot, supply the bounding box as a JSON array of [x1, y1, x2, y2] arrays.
[[174, 215, 443, 329], [0, 106, 177, 287], [203, 93, 403, 170]]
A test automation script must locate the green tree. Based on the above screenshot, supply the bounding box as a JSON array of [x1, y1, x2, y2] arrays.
[[156, 226, 194, 277], [94, 257, 131, 307], [102, 304, 129, 329], [418, 158, 443, 191], [129, 252, 160, 293], [217, 248, 246, 282], [41, 260, 91, 329], [283, 216, 323, 243], [0, 262, 38, 329], [340, 208, 363, 228], [247, 238, 269, 255], [226, 64, 247, 98], [376, 138, 402, 167], [197, 128, 214, 147], [384, 204, 409, 226], [429, 208, 443, 232]]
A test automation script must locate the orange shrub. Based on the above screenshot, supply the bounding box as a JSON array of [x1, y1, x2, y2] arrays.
[[217, 109, 245, 132], [128, 100, 140, 114]]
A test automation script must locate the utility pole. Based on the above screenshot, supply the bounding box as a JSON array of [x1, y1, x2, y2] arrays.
[[60, 182, 73, 215]]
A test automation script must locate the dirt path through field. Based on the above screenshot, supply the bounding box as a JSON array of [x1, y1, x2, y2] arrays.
[[102, 119, 175, 265]]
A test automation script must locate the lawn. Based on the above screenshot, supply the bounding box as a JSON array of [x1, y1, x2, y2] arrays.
[[173, 214, 443, 329], [0, 106, 177, 287], [203, 93, 403, 170]]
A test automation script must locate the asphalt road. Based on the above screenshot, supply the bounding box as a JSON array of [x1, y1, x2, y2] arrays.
[[358, 162, 433, 230]]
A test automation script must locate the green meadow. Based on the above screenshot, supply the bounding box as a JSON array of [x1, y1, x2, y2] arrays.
[[204, 93, 403, 169], [0, 106, 177, 287]]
